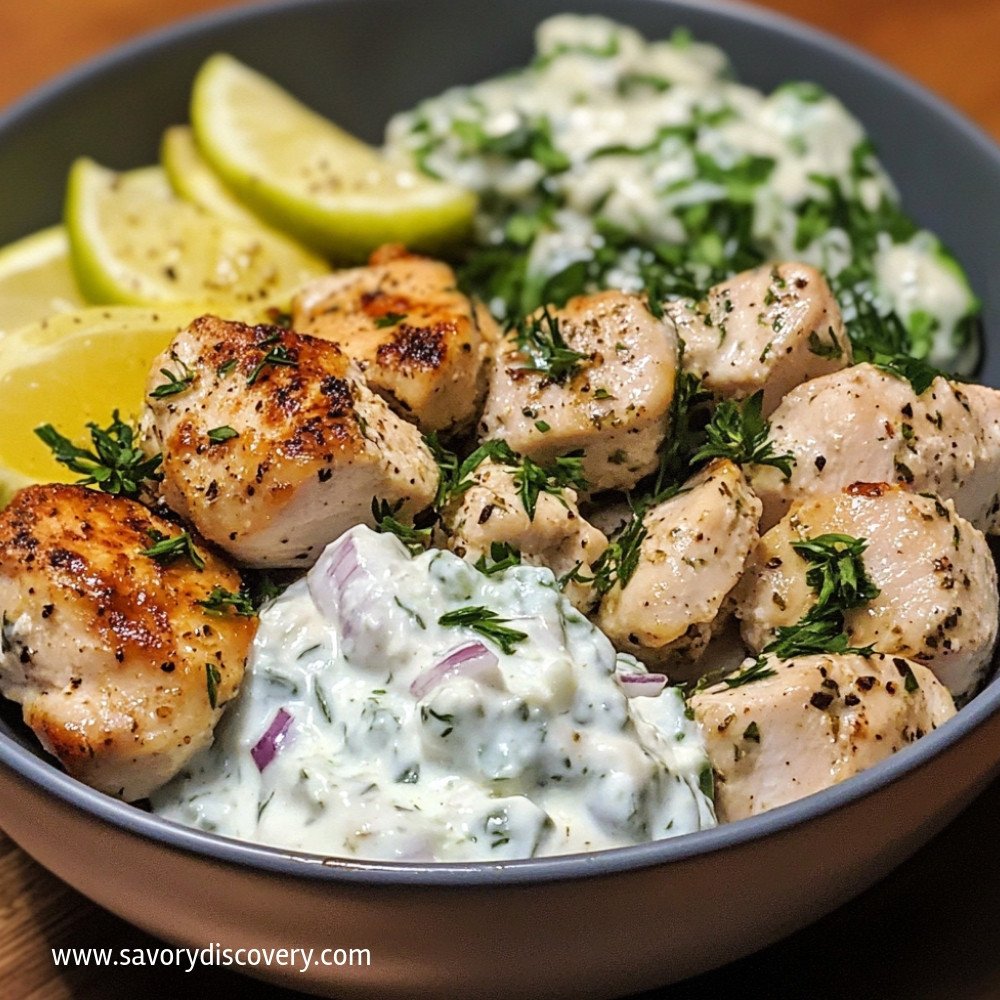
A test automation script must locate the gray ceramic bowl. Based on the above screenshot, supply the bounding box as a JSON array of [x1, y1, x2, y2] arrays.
[[1, 2, 999, 997]]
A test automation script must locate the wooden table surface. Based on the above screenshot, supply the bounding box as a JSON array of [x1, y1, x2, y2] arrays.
[[1, 2, 999, 998]]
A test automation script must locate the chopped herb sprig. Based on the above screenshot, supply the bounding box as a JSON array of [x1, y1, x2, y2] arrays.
[[474, 541, 522, 576], [371, 498, 432, 555], [35, 411, 162, 499], [762, 532, 880, 660], [141, 529, 205, 571], [197, 585, 256, 617], [438, 605, 528, 655], [514, 307, 590, 382], [691, 390, 794, 479]]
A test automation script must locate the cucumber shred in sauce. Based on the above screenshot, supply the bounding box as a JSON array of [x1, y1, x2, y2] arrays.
[[153, 527, 715, 861], [385, 13, 979, 370]]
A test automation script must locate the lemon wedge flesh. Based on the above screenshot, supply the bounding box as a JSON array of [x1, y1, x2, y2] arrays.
[[191, 54, 477, 262], [161, 124, 263, 226], [0, 305, 217, 505], [64, 157, 328, 307], [0, 226, 86, 337]]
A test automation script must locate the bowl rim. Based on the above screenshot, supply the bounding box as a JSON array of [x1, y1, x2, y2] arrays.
[[2, 0, 1000, 889]]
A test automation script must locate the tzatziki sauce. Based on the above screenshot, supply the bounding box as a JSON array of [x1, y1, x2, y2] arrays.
[[153, 526, 715, 861]]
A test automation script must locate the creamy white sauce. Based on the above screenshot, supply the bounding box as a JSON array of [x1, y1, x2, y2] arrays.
[[153, 527, 714, 861], [385, 13, 977, 368]]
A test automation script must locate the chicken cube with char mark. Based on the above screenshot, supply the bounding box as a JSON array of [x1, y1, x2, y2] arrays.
[[142, 315, 438, 568], [0, 484, 255, 801], [291, 244, 494, 434]]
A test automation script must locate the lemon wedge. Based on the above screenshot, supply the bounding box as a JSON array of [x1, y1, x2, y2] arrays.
[[190, 54, 477, 262], [161, 124, 263, 226], [64, 157, 328, 307], [0, 305, 215, 504], [0, 226, 86, 337]]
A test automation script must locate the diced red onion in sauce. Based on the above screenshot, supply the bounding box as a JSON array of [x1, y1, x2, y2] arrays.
[[251, 708, 294, 771], [410, 642, 500, 700], [308, 537, 361, 617], [618, 672, 668, 698]]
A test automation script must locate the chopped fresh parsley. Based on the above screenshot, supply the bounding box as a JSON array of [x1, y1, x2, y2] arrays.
[[438, 605, 528, 655], [35, 411, 162, 499]]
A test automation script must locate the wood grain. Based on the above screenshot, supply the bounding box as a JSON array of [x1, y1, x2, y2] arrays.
[[0, 2, 998, 998]]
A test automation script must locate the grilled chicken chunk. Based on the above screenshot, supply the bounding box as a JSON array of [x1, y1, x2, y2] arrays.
[[291, 245, 494, 433], [690, 651, 955, 822], [142, 315, 439, 568], [668, 262, 851, 415], [0, 485, 254, 801], [735, 484, 998, 701], [596, 460, 761, 668], [441, 459, 608, 611], [752, 363, 1000, 531], [479, 291, 678, 492]]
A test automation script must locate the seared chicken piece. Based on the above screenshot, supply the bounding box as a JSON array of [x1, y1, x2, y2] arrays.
[[752, 363, 1000, 531], [735, 484, 998, 701], [479, 291, 678, 492], [690, 651, 955, 822], [142, 315, 438, 568], [596, 460, 761, 668], [0, 485, 254, 801], [441, 459, 608, 611], [668, 262, 851, 415], [291, 244, 494, 433]]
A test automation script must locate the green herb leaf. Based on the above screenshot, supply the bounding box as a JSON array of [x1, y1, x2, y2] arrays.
[[150, 352, 196, 398], [374, 312, 408, 329], [514, 306, 589, 383], [474, 541, 522, 576], [371, 498, 431, 555], [513, 451, 588, 520], [438, 605, 528, 655], [197, 585, 256, 617], [205, 663, 222, 709], [247, 335, 297, 385], [207, 425, 238, 444], [141, 529, 206, 571], [807, 327, 845, 359], [762, 533, 880, 660], [35, 411, 162, 500], [691, 390, 794, 479], [870, 354, 946, 396], [723, 658, 778, 689]]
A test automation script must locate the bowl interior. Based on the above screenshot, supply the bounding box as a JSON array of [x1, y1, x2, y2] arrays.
[[1, 0, 1000, 877]]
